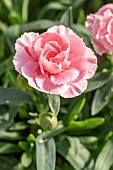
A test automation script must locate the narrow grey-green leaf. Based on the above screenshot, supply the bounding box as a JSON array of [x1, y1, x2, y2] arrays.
[[57, 136, 94, 170], [38, 2, 66, 18], [0, 87, 31, 105], [60, 7, 73, 28], [0, 131, 24, 140], [67, 118, 105, 131], [21, 148, 33, 168], [0, 56, 13, 76], [4, 25, 20, 51], [38, 121, 66, 139], [22, 0, 30, 22], [0, 142, 21, 154], [20, 19, 57, 33], [73, 0, 87, 8], [47, 94, 60, 115], [9, 121, 28, 131], [67, 97, 86, 122], [36, 138, 56, 170], [9, 104, 18, 120], [94, 137, 113, 170], [85, 72, 111, 92], [78, 136, 98, 150], [91, 76, 113, 115], [0, 156, 19, 170]]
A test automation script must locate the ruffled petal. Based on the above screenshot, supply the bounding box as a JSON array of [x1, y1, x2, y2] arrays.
[[83, 48, 97, 79], [15, 32, 39, 50], [67, 34, 86, 59], [85, 14, 95, 32], [35, 75, 69, 94], [13, 48, 34, 74], [51, 67, 79, 85], [47, 25, 73, 36], [97, 3, 113, 15], [100, 35, 113, 52], [21, 62, 42, 91], [60, 79, 88, 98], [92, 37, 107, 55], [40, 56, 62, 74]]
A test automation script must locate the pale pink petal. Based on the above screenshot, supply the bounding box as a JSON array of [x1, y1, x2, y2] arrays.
[[70, 55, 87, 80], [61, 60, 71, 69], [15, 32, 39, 50], [85, 14, 95, 32], [45, 50, 57, 60], [107, 18, 113, 34], [100, 36, 113, 52], [13, 48, 34, 74], [83, 48, 97, 79], [52, 52, 68, 64], [47, 25, 73, 36], [97, 4, 113, 15], [40, 32, 70, 53], [47, 41, 61, 53], [25, 47, 39, 61], [92, 38, 107, 55], [60, 79, 88, 98], [35, 75, 69, 94], [39, 54, 62, 74], [21, 62, 42, 91], [105, 34, 113, 45], [21, 61, 68, 94], [67, 34, 86, 59], [51, 67, 79, 85]]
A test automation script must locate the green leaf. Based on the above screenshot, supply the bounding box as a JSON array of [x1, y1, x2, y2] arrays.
[[67, 118, 105, 131], [78, 136, 98, 150], [38, 2, 66, 18], [38, 121, 66, 139], [85, 72, 111, 92], [0, 87, 31, 105], [0, 131, 24, 140], [94, 137, 113, 170], [36, 138, 56, 170], [57, 136, 94, 170], [0, 155, 19, 170], [60, 7, 73, 28], [0, 56, 13, 76], [4, 25, 20, 52], [47, 94, 60, 116], [21, 148, 33, 168], [0, 142, 21, 154], [22, 0, 30, 22], [27, 134, 36, 142], [9, 121, 28, 131], [73, 0, 87, 8], [91, 76, 113, 115], [9, 104, 18, 120], [18, 141, 29, 151], [73, 23, 90, 37], [20, 19, 57, 33], [2, 0, 13, 12], [67, 97, 86, 122]]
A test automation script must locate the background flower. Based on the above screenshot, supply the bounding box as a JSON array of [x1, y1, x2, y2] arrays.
[[86, 3, 113, 55], [13, 25, 97, 98]]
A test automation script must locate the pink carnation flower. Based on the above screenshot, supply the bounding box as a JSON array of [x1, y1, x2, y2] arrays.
[[86, 3, 113, 55], [13, 25, 97, 98]]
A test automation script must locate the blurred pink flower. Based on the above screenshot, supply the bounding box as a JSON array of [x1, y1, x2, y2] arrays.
[[13, 25, 97, 98], [86, 3, 113, 55]]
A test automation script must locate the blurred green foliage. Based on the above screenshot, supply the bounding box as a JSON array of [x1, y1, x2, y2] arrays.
[[0, 0, 113, 170]]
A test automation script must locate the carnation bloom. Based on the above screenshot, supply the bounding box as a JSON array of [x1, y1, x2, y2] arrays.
[[13, 25, 97, 98], [86, 3, 113, 55]]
